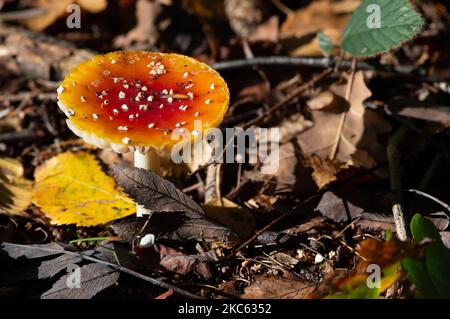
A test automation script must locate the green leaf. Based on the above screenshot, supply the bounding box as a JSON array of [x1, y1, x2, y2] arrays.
[[403, 214, 450, 298], [342, 0, 425, 57], [318, 33, 334, 57], [402, 257, 440, 298]]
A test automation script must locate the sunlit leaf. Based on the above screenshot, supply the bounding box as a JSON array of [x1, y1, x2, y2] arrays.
[[342, 0, 425, 57], [0, 157, 32, 218], [32, 152, 135, 226]]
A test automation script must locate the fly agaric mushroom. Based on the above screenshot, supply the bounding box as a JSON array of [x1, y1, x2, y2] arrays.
[[57, 51, 229, 216]]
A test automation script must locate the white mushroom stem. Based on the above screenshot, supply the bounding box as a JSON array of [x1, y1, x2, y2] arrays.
[[134, 148, 160, 217]]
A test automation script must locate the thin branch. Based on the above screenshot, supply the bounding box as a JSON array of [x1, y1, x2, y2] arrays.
[[211, 56, 424, 76], [0, 8, 47, 21], [387, 126, 410, 241], [396, 189, 450, 214], [330, 58, 357, 160], [8, 244, 202, 299]]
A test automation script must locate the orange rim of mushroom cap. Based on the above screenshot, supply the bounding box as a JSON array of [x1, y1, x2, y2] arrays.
[[57, 51, 230, 153]]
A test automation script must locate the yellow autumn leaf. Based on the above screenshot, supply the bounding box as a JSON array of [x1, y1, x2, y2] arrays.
[[0, 158, 32, 217], [32, 151, 135, 226]]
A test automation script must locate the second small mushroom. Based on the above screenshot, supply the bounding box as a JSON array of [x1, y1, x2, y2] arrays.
[[57, 51, 230, 217]]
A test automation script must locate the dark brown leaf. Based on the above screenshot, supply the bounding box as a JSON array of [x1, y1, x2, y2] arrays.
[[41, 263, 119, 299], [114, 166, 240, 244], [114, 165, 203, 215], [241, 276, 317, 299]]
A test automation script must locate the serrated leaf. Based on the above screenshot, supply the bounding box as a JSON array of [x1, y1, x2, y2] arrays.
[[342, 0, 425, 57], [0, 242, 81, 285], [32, 152, 135, 226], [318, 32, 334, 57], [41, 263, 119, 299], [114, 165, 204, 215], [114, 166, 240, 244], [0, 242, 64, 259]]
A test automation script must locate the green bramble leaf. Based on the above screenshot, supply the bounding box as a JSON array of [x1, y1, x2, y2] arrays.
[[342, 0, 425, 57], [402, 214, 450, 298], [318, 33, 334, 57]]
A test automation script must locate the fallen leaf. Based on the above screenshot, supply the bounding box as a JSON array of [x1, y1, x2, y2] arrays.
[[279, 113, 314, 144], [41, 263, 119, 299], [295, 72, 391, 188], [155, 289, 174, 299], [114, 0, 162, 49], [0, 242, 64, 259], [77, 0, 107, 13], [312, 237, 420, 298], [157, 245, 217, 279], [280, 0, 361, 56], [0, 157, 32, 218], [203, 198, 255, 238], [23, 0, 107, 32], [114, 165, 203, 216], [303, 155, 343, 189], [33, 152, 135, 226], [224, 0, 264, 38], [23, 0, 72, 32], [241, 276, 317, 299], [114, 166, 240, 244]]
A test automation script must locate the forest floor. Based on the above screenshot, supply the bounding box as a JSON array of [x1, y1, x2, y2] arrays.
[[0, 0, 449, 299]]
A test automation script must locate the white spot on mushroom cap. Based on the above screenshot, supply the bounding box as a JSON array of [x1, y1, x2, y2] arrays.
[[121, 104, 128, 111], [119, 91, 126, 99], [122, 137, 131, 144]]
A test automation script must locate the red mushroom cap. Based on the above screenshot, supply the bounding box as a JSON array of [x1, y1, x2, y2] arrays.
[[57, 51, 229, 153]]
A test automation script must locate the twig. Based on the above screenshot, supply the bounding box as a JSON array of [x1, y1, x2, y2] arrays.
[[212, 56, 424, 76], [271, 0, 293, 15], [387, 126, 410, 241], [0, 130, 38, 143], [330, 59, 357, 159], [396, 189, 450, 214], [245, 69, 332, 128], [0, 8, 47, 21]]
